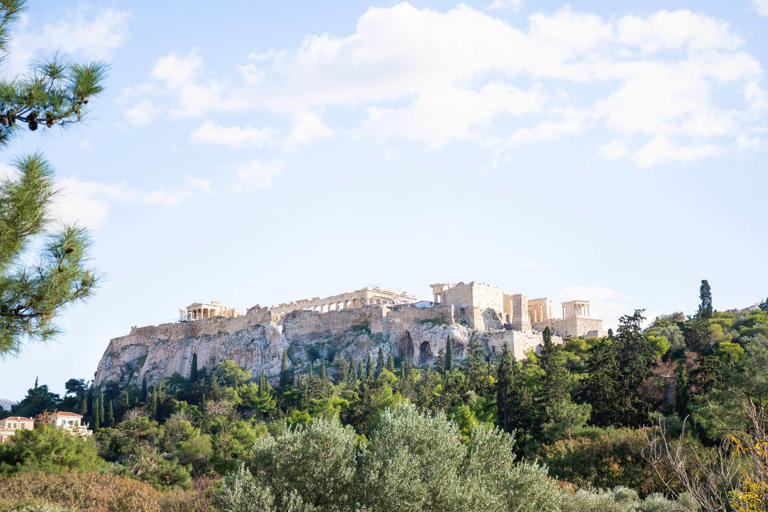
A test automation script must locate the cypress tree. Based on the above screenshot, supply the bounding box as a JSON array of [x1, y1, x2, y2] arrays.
[[320, 359, 327, 381], [675, 366, 690, 419], [496, 345, 515, 433], [375, 348, 385, 376], [79, 395, 87, 415], [467, 333, 487, 386], [698, 279, 713, 319], [99, 392, 105, 423], [366, 354, 373, 380], [445, 337, 454, 373], [401, 358, 415, 395], [106, 400, 115, 427], [151, 388, 158, 420], [140, 378, 147, 402], [539, 326, 568, 413], [280, 351, 290, 387], [93, 396, 101, 430], [190, 352, 199, 381], [357, 360, 364, 381], [386, 353, 395, 373], [259, 370, 267, 394]]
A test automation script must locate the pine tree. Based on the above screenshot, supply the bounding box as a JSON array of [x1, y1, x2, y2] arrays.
[[698, 280, 713, 319], [581, 310, 653, 427], [0, 14, 106, 355], [335, 357, 349, 385], [386, 353, 395, 373], [445, 337, 454, 373], [106, 400, 114, 427], [280, 351, 290, 387], [190, 352, 199, 381]]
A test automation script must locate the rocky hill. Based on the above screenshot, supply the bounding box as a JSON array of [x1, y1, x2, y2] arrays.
[[95, 303, 549, 388]]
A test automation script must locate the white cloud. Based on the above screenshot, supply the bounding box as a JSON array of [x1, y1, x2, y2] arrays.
[[233, 160, 284, 192], [598, 140, 630, 160], [752, 0, 768, 16], [522, 261, 538, 269], [5, 7, 130, 76], [191, 121, 274, 148], [124, 4, 766, 166], [124, 101, 157, 127], [152, 52, 203, 89], [362, 83, 546, 147], [0, 162, 16, 181], [50, 175, 211, 229], [488, 0, 523, 11], [284, 110, 335, 149], [631, 137, 724, 167]]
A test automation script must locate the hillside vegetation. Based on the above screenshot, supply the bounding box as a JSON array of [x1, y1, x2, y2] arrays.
[[2, 285, 768, 511]]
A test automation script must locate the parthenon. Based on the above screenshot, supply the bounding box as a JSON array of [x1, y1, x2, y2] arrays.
[[265, 286, 419, 315]]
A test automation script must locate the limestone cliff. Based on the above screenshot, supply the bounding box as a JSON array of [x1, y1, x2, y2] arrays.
[[94, 303, 550, 388]]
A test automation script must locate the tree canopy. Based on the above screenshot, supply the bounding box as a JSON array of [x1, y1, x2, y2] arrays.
[[0, 0, 106, 355]]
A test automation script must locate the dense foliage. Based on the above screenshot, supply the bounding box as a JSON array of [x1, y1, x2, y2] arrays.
[[2, 286, 767, 510], [0, 0, 105, 355]]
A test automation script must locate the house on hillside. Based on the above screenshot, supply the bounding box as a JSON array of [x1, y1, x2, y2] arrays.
[[49, 411, 92, 438], [0, 416, 34, 443]]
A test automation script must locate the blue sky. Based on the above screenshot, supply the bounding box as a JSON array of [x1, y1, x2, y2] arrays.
[[1, 0, 767, 401]]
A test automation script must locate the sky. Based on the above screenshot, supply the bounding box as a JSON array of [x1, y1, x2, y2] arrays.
[[1, 0, 767, 401]]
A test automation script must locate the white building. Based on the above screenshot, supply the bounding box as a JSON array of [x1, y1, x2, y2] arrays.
[[0, 416, 34, 443], [49, 411, 92, 438]]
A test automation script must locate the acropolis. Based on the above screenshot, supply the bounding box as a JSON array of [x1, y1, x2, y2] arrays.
[[179, 282, 602, 338], [95, 281, 603, 387]]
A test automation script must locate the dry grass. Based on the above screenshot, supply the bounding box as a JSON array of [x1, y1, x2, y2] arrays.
[[0, 471, 214, 512]]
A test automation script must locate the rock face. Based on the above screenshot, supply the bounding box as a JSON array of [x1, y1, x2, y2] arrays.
[[94, 303, 551, 388]]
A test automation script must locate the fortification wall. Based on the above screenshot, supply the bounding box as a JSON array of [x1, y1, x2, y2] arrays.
[[383, 304, 455, 332], [282, 307, 382, 337]]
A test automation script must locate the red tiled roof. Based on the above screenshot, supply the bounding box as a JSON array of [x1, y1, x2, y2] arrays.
[[50, 411, 82, 417], [1, 416, 33, 421]]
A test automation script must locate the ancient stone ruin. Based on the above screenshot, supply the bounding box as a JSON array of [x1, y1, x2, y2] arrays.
[[94, 281, 602, 387]]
